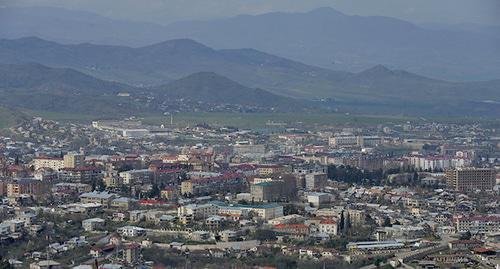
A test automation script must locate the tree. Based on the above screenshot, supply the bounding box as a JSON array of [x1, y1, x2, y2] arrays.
[[0, 255, 12, 269], [97, 179, 106, 191], [254, 229, 277, 241], [459, 231, 472, 240], [283, 204, 299, 215], [382, 216, 392, 227], [338, 210, 345, 235], [374, 257, 384, 267], [149, 184, 160, 198]]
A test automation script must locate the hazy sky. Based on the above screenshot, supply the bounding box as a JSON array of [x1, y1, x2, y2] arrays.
[[2, 0, 500, 26]]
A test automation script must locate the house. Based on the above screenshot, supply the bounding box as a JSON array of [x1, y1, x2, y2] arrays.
[[160, 186, 178, 200], [112, 212, 128, 222], [90, 244, 115, 258], [79, 191, 116, 208], [117, 226, 146, 237], [448, 239, 483, 250], [129, 210, 147, 222], [29, 260, 62, 269], [273, 224, 309, 236], [82, 218, 105, 232], [190, 231, 211, 241], [111, 197, 133, 209], [205, 216, 224, 230], [318, 220, 338, 236], [123, 243, 141, 264], [16, 212, 37, 226]]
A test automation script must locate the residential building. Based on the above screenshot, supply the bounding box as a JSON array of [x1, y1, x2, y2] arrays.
[[82, 218, 105, 231], [33, 156, 64, 171], [7, 179, 49, 198], [454, 215, 500, 234], [305, 173, 327, 191], [63, 153, 85, 168], [318, 219, 338, 236], [180, 173, 245, 195], [446, 167, 496, 191], [80, 191, 117, 207]]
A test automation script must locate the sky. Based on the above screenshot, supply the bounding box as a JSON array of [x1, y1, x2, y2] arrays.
[[1, 0, 500, 26]]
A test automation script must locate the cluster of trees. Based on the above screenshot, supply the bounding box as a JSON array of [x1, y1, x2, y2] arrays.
[[0, 256, 11, 269], [327, 165, 383, 184], [328, 164, 426, 187]]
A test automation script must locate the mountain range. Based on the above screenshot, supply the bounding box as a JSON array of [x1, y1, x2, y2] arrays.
[[0, 63, 306, 115], [1, 6, 499, 81], [0, 37, 499, 116], [0, 37, 348, 98]]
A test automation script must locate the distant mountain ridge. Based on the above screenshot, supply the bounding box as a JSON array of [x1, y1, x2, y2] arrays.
[[154, 72, 308, 110], [0, 63, 134, 95], [0, 36, 348, 98], [2, 6, 499, 81], [159, 7, 500, 81], [0, 63, 148, 115], [0, 38, 499, 116], [0, 63, 309, 115]]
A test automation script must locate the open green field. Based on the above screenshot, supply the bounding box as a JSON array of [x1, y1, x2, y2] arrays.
[[141, 112, 418, 128], [0, 107, 29, 129], [1, 108, 499, 130]]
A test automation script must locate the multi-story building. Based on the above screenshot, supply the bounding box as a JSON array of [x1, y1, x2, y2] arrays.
[[160, 186, 178, 200], [446, 167, 496, 191], [82, 218, 105, 231], [344, 156, 384, 171], [180, 173, 245, 195], [251, 181, 281, 202], [104, 176, 123, 188], [329, 135, 358, 148], [79, 191, 117, 207], [6, 179, 49, 198], [33, 156, 64, 171], [117, 226, 146, 237], [454, 215, 500, 234], [330, 135, 381, 148], [318, 219, 338, 235], [123, 243, 141, 264], [52, 183, 92, 194], [409, 155, 470, 171], [217, 203, 283, 220], [59, 166, 102, 183], [251, 175, 297, 202], [273, 223, 309, 236], [255, 165, 287, 176], [233, 144, 266, 155], [305, 173, 327, 191], [357, 136, 382, 148], [347, 209, 366, 227], [63, 153, 85, 168], [119, 169, 153, 185], [177, 203, 218, 219], [307, 192, 330, 207]]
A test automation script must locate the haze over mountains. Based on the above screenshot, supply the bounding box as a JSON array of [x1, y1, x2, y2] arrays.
[[0, 37, 349, 98], [0, 6, 499, 117], [1, 6, 499, 81], [1, 36, 499, 116], [0, 63, 306, 115]]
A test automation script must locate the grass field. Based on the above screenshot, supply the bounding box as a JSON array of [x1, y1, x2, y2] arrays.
[[141, 112, 418, 128], [0, 107, 29, 129], [0, 109, 498, 130]]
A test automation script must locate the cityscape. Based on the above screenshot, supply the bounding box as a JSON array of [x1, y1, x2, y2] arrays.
[[0, 1, 499, 269]]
